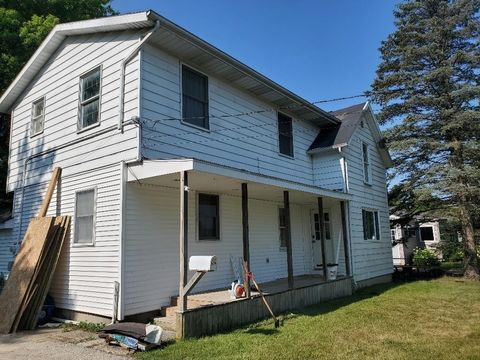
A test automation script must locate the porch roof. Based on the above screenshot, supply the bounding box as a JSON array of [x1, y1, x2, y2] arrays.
[[126, 158, 352, 203]]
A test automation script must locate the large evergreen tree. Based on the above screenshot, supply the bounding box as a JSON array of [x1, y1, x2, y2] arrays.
[[0, 0, 116, 212], [372, 0, 480, 279]]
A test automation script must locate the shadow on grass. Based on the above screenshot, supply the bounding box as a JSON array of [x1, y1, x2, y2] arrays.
[[244, 328, 279, 335], [288, 280, 407, 318]]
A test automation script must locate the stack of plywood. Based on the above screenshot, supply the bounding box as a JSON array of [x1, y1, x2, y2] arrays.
[[0, 167, 70, 334], [0, 216, 71, 333]]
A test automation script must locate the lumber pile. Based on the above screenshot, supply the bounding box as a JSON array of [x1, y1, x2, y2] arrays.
[[0, 216, 70, 333], [0, 167, 70, 334]]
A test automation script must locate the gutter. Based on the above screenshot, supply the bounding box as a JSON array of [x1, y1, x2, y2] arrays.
[[146, 10, 339, 125], [118, 20, 160, 131]]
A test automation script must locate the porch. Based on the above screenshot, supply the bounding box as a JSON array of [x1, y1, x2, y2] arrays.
[[123, 159, 353, 337], [156, 275, 353, 338]]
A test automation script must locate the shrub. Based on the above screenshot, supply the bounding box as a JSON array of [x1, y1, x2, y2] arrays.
[[412, 248, 440, 267]]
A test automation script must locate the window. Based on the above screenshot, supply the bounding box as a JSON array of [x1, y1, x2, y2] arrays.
[[182, 65, 209, 129], [31, 97, 45, 136], [198, 194, 219, 240], [324, 212, 332, 240], [74, 189, 96, 245], [279, 208, 288, 248], [278, 113, 293, 157], [362, 209, 380, 240], [313, 212, 331, 241], [420, 226, 434, 241], [79, 67, 101, 130], [362, 143, 371, 183]]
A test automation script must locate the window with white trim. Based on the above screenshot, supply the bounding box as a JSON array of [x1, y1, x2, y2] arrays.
[[362, 143, 371, 183], [74, 189, 96, 245], [79, 67, 101, 130], [182, 65, 209, 129], [362, 209, 380, 240], [31, 97, 45, 136], [198, 193, 219, 240]]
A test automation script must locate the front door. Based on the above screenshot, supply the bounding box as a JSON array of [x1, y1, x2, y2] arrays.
[[311, 211, 331, 270]]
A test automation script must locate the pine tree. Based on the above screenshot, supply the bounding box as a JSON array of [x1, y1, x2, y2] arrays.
[[372, 0, 480, 279]]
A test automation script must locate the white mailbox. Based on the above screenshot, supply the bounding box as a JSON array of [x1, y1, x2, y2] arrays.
[[189, 255, 217, 272]]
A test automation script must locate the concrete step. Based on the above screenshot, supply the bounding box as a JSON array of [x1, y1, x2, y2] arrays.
[[153, 316, 176, 332]]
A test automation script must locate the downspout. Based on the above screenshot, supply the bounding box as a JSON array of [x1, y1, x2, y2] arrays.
[[118, 20, 160, 131]]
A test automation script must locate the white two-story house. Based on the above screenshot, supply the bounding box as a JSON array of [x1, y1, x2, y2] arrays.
[[0, 11, 393, 332]]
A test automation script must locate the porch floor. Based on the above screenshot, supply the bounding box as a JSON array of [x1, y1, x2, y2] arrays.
[[154, 274, 339, 332]]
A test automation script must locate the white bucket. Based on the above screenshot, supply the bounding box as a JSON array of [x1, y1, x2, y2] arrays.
[[327, 265, 338, 281]]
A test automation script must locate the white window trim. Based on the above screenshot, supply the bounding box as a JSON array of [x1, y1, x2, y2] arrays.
[[77, 65, 102, 132], [180, 63, 211, 132], [73, 187, 97, 247], [30, 96, 45, 137], [196, 192, 221, 242], [362, 142, 372, 185], [277, 111, 295, 159], [363, 208, 380, 241]]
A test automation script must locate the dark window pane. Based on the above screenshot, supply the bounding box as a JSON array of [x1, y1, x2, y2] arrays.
[[278, 113, 293, 156], [374, 211, 380, 240], [420, 227, 434, 241], [363, 210, 375, 240], [182, 66, 209, 129], [198, 194, 219, 240], [81, 99, 99, 128], [82, 69, 100, 101]]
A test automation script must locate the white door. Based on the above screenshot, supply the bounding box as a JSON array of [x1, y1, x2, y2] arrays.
[[311, 210, 332, 270]]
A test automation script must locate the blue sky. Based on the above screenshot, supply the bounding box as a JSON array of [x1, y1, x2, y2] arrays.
[[113, 0, 399, 112]]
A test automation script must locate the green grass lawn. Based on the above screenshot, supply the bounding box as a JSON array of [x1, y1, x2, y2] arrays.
[[137, 277, 480, 360]]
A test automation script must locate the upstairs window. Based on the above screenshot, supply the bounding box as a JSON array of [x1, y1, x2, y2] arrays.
[[182, 65, 209, 129], [79, 67, 101, 130], [31, 97, 45, 136], [363, 209, 380, 241], [362, 143, 371, 183], [278, 112, 293, 157], [74, 189, 96, 245], [198, 193, 219, 240]]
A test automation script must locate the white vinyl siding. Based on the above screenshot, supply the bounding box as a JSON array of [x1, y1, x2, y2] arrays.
[[7, 29, 141, 192], [74, 189, 96, 245], [123, 184, 312, 316], [31, 97, 45, 136], [344, 114, 392, 282], [6, 29, 143, 318], [140, 44, 317, 185]]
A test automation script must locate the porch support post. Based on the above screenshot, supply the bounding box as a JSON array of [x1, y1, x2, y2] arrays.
[[241, 183, 251, 298], [340, 201, 351, 276], [283, 191, 294, 289], [179, 171, 189, 312], [317, 197, 328, 281]]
